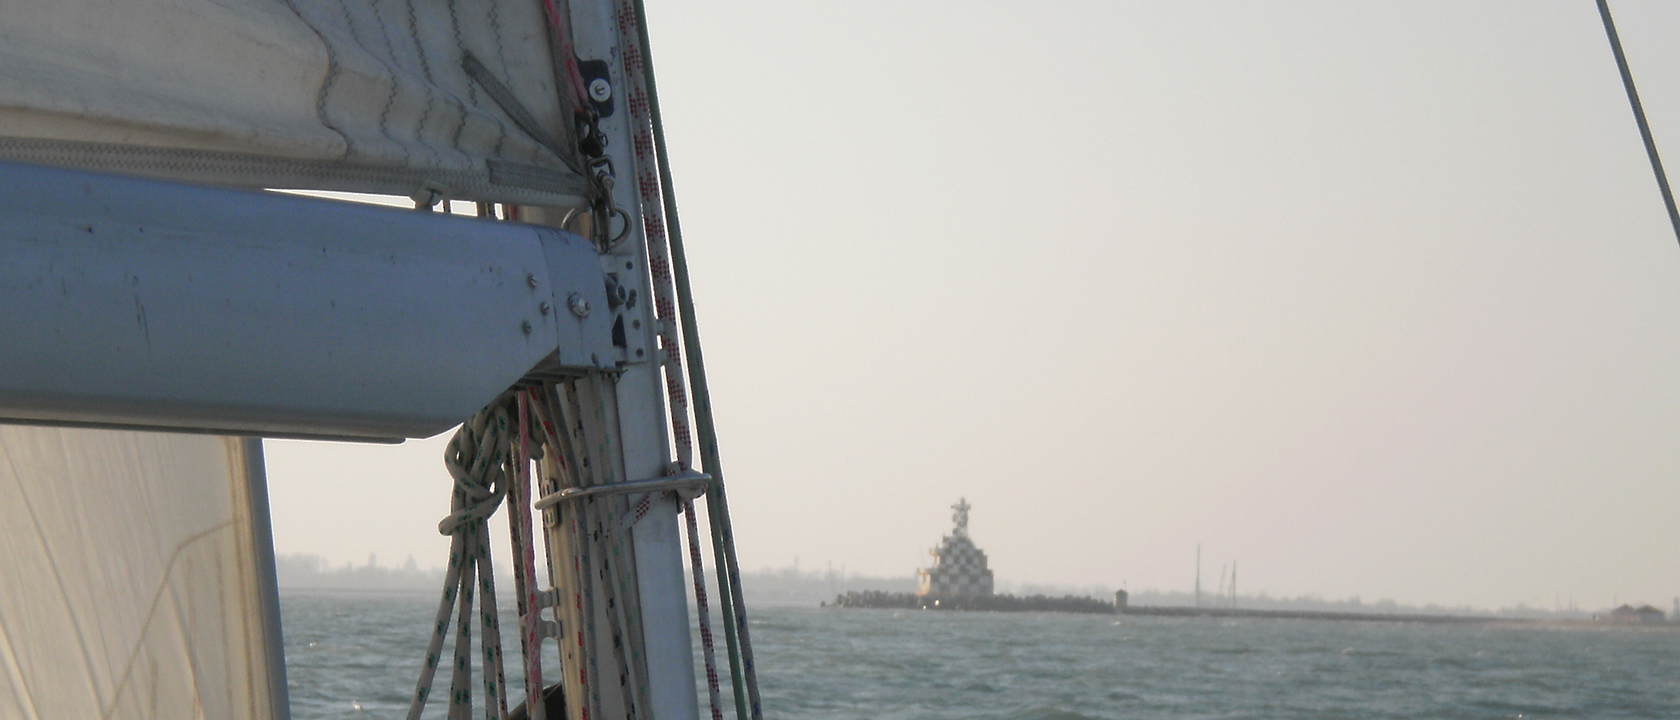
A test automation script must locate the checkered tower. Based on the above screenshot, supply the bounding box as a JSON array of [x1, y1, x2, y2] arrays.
[[917, 498, 994, 599]]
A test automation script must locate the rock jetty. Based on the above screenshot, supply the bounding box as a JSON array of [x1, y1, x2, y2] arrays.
[[831, 590, 1117, 614]]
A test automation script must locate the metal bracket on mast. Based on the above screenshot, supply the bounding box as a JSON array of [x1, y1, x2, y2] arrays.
[[602, 254, 652, 365], [533, 471, 711, 510]]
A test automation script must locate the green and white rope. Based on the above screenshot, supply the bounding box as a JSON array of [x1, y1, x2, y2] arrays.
[[408, 405, 512, 720]]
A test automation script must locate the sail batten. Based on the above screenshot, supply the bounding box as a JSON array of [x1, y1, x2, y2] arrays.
[[0, 0, 584, 205]]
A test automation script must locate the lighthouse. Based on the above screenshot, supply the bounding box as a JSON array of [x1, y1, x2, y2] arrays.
[[916, 498, 995, 599]]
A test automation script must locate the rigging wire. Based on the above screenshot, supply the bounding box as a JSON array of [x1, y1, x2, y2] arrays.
[[1596, 0, 1680, 248]]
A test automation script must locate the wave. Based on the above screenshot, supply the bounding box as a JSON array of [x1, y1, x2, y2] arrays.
[[1009, 708, 1113, 720]]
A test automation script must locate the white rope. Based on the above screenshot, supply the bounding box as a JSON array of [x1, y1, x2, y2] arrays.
[[408, 406, 512, 720], [566, 377, 646, 720], [531, 383, 603, 720]]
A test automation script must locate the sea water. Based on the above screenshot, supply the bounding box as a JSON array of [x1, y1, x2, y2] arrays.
[[281, 591, 1680, 720]]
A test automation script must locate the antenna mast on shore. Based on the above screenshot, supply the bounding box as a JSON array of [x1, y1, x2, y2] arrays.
[[1195, 543, 1202, 608]]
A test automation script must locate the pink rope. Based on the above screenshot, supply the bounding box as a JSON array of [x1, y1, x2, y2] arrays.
[[540, 0, 590, 109], [512, 390, 547, 720], [579, 0, 729, 713], [609, 0, 693, 473], [539, 0, 727, 711], [601, 0, 733, 711], [683, 500, 724, 720]]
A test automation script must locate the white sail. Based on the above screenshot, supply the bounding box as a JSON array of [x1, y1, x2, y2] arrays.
[[0, 427, 281, 720], [0, 0, 586, 205]]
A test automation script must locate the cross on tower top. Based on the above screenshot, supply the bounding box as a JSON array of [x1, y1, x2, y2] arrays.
[[951, 497, 972, 537]]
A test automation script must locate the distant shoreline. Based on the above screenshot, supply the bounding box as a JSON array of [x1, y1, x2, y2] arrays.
[[274, 556, 1657, 623], [279, 585, 442, 595]]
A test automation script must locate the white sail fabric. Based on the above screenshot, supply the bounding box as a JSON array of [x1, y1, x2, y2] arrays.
[[0, 0, 587, 206], [0, 427, 277, 720]]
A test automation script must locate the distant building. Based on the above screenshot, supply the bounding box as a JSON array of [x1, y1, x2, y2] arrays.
[[1597, 604, 1666, 625], [917, 498, 995, 599]]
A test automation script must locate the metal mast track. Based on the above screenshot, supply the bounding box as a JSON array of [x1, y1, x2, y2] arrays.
[[624, 1, 763, 717]]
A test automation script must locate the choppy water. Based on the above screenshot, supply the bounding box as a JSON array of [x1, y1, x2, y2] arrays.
[[281, 591, 1680, 720]]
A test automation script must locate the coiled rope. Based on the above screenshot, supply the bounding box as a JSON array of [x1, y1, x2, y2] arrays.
[[408, 405, 512, 720]]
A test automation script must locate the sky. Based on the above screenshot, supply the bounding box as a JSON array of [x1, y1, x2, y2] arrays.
[[268, 0, 1680, 612]]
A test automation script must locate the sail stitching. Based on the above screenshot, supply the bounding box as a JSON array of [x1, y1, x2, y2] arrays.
[[279, 0, 356, 160], [486, 0, 511, 159], [369, 0, 416, 166], [403, 0, 445, 166], [335, 0, 405, 160], [445, 0, 473, 154]]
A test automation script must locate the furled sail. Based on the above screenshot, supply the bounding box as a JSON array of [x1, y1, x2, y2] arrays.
[[0, 427, 284, 720], [0, 0, 587, 206]]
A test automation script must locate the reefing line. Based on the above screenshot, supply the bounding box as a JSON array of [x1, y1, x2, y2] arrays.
[[1597, 0, 1680, 248]]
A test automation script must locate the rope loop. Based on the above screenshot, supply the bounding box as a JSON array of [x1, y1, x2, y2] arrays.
[[438, 404, 512, 536], [409, 400, 516, 720]]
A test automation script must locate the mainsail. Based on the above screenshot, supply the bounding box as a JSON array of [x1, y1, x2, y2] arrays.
[[0, 0, 588, 205], [0, 428, 283, 720], [0, 0, 758, 718]]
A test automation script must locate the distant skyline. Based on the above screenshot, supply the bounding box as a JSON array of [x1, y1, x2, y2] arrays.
[[267, 1, 1680, 612]]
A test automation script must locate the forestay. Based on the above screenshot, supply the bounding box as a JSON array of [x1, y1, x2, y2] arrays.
[[0, 0, 588, 206], [0, 427, 283, 720]]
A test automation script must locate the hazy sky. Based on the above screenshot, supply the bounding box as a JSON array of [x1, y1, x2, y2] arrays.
[[268, 0, 1680, 611]]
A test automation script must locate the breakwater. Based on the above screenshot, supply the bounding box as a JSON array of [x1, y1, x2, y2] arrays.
[[829, 591, 1505, 624], [830, 591, 1116, 614], [1119, 605, 1503, 624]]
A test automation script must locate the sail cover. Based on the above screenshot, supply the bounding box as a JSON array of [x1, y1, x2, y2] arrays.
[[0, 427, 282, 720], [0, 0, 587, 206]]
